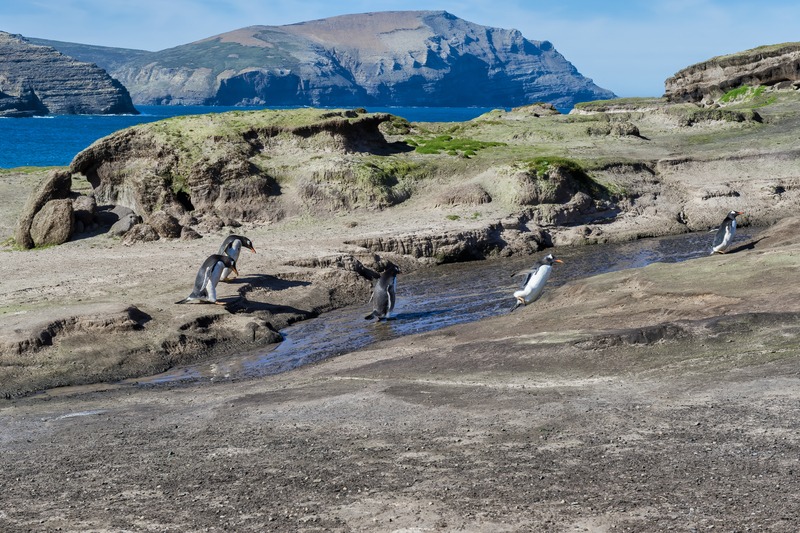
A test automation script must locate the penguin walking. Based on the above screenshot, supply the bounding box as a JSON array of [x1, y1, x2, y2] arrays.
[[711, 210, 744, 254], [510, 253, 563, 312], [218, 235, 256, 281], [175, 254, 238, 304], [365, 262, 401, 320]]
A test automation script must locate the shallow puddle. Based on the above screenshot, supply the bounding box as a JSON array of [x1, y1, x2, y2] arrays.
[[138, 228, 756, 385]]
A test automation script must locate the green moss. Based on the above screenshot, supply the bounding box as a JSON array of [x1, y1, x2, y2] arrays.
[[445, 214, 461, 220], [407, 134, 505, 156], [720, 85, 766, 103]]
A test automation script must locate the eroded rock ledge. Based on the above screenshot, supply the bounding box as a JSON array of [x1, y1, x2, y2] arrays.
[[665, 42, 800, 103]]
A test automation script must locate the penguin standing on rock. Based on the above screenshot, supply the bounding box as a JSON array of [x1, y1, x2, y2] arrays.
[[175, 254, 238, 305], [365, 262, 401, 320], [218, 235, 256, 281], [510, 253, 563, 313], [711, 210, 744, 254]]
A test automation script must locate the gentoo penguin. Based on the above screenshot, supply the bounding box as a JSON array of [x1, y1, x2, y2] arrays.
[[364, 262, 401, 320], [510, 253, 563, 312], [175, 254, 238, 304], [218, 235, 256, 281], [711, 210, 744, 254]]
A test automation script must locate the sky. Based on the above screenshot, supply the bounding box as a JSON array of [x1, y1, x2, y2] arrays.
[[3, 0, 799, 97]]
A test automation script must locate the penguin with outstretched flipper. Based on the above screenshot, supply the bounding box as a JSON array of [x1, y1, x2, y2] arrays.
[[510, 253, 562, 313], [365, 262, 401, 320]]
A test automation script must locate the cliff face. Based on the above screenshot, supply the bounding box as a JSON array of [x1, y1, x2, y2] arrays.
[[43, 11, 615, 109], [0, 32, 138, 117], [665, 42, 800, 103]]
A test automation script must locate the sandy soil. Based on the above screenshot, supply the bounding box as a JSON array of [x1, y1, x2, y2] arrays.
[[2, 163, 800, 530]]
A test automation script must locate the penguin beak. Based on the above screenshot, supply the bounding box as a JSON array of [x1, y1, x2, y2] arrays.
[[249, 245, 256, 253], [736, 211, 744, 215], [232, 266, 239, 277], [554, 259, 564, 264]]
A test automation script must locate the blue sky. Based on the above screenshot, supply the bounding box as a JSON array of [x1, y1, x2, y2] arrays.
[[3, 0, 799, 97]]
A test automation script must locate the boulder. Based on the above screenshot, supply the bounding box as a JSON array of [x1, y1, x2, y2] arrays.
[[29, 199, 74, 247], [180, 227, 202, 240], [96, 204, 137, 226], [146, 211, 182, 239], [109, 213, 140, 236], [72, 194, 97, 226], [15, 169, 73, 249], [121, 223, 160, 245]]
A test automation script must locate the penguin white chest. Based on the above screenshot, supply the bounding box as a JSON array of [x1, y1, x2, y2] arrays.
[[227, 241, 242, 262], [513, 265, 552, 304], [727, 219, 737, 242], [205, 261, 226, 301], [713, 220, 737, 253]]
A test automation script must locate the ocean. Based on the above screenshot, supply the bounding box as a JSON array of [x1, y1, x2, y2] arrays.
[[0, 105, 502, 169]]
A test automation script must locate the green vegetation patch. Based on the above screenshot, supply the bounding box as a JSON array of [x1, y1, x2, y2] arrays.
[[352, 158, 429, 205], [406, 134, 504, 157], [518, 156, 612, 200], [719, 85, 766, 104]]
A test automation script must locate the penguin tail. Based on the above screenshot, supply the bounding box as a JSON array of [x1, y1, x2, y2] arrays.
[[364, 311, 377, 320], [509, 300, 523, 313], [175, 297, 190, 304]]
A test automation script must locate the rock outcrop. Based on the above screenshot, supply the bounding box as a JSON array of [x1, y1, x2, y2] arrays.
[[35, 11, 615, 110], [0, 31, 138, 116], [665, 42, 800, 103], [68, 108, 401, 226]]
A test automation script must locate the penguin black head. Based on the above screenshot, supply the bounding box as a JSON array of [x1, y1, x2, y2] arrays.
[[727, 210, 744, 220], [384, 261, 400, 276], [542, 254, 564, 266], [226, 235, 256, 254], [382, 262, 401, 276]]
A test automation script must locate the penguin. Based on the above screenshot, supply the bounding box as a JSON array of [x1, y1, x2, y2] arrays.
[[711, 210, 744, 254], [175, 254, 238, 304], [218, 235, 256, 281], [510, 253, 563, 312], [364, 262, 401, 320]]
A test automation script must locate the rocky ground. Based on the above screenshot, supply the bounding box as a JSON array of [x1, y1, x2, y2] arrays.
[[2, 163, 800, 530]]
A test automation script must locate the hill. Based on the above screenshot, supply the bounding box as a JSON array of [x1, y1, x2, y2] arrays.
[[0, 32, 138, 117], [33, 11, 615, 109]]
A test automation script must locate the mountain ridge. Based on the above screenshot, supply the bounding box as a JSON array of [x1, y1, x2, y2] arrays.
[[30, 11, 616, 110]]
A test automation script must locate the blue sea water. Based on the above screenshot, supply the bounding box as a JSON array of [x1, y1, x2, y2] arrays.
[[0, 105, 502, 169]]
